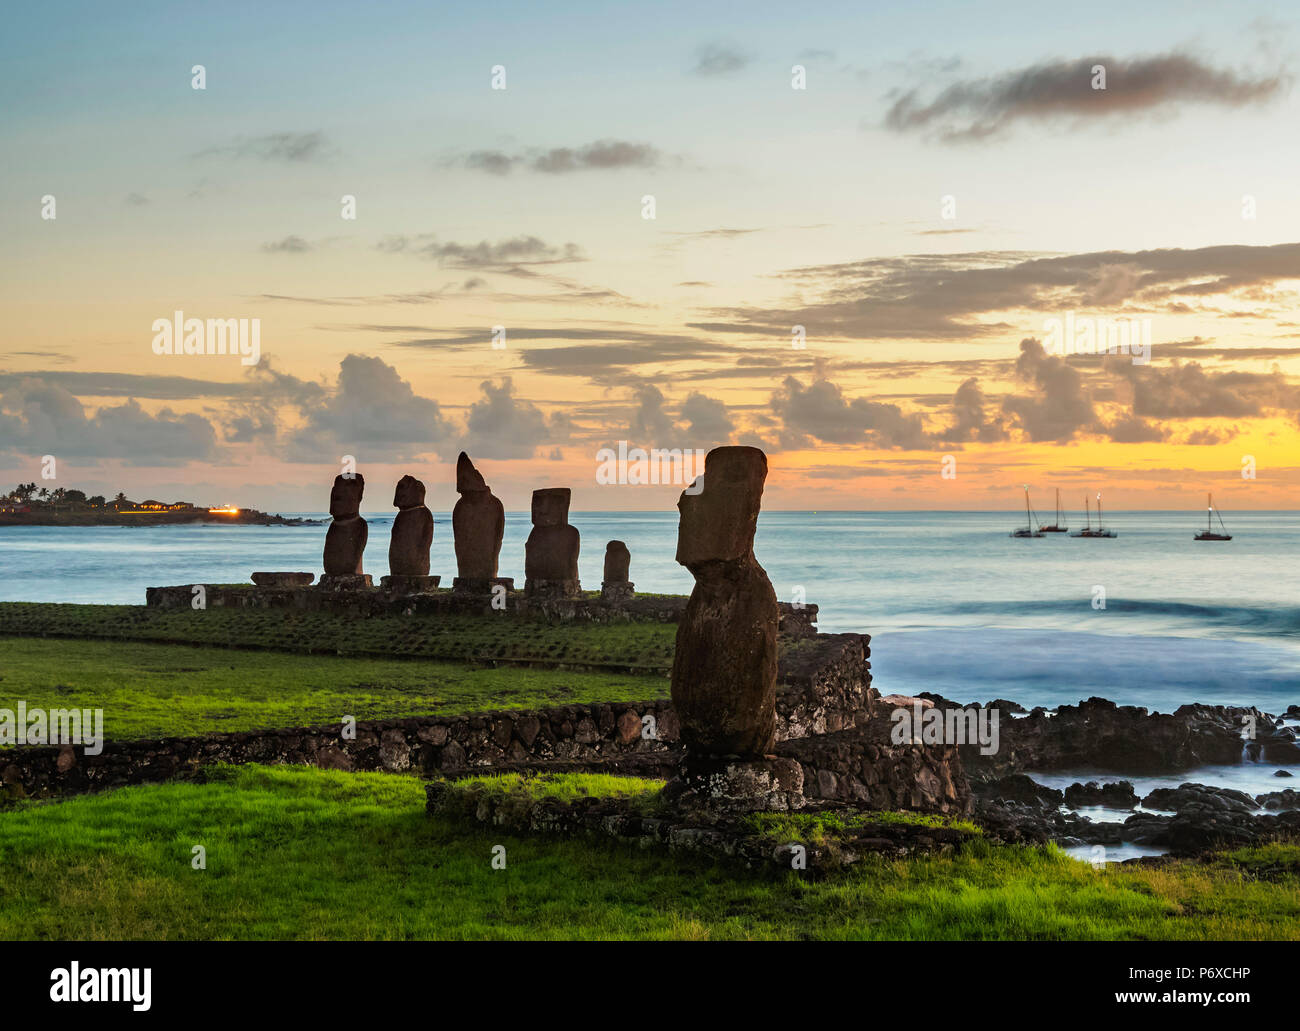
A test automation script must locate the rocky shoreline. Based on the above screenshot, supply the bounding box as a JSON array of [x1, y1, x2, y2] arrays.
[[945, 695, 1300, 856]]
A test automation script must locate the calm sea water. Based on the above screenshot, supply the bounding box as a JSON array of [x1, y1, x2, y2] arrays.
[[2, 510, 1297, 714]]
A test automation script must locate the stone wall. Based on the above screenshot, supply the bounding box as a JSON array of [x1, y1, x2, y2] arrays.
[[143, 582, 819, 636], [1, 636, 872, 802]]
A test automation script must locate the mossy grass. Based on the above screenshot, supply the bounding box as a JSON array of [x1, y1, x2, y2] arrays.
[[0, 602, 678, 671], [0, 637, 667, 740], [2, 764, 1298, 940]]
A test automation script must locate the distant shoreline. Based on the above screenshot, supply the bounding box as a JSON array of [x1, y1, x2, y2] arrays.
[[0, 512, 322, 527]]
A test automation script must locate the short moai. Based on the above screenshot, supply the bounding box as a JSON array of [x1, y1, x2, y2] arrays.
[[524, 488, 581, 598], [667, 446, 801, 812], [382, 474, 438, 594], [451, 452, 510, 593], [600, 540, 634, 604], [321, 473, 371, 588]]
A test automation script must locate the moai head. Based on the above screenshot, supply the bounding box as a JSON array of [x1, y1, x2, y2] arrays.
[[531, 487, 571, 528], [393, 474, 425, 510], [675, 447, 766, 571], [456, 451, 488, 493], [329, 473, 365, 520], [604, 540, 631, 581]]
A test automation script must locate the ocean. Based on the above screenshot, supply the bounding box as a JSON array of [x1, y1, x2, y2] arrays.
[[2, 510, 1297, 715]]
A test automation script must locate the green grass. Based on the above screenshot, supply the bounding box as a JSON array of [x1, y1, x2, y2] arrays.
[[0, 637, 667, 740], [2, 765, 1297, 940], [0, 602, 678, 672]]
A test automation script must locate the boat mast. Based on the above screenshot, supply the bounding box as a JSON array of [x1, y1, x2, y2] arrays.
[[1024, 485, 1031, 530]]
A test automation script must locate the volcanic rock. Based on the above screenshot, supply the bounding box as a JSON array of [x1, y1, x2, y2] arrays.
[[670, 445, 778, 758], [388, 474, 434, 576], [451, 453, 505, 584], [322, 474, 367, 576]]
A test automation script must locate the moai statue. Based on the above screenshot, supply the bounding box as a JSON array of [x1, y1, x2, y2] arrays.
[[524, 488, 580, 598], [321, 473, 370, 587], [382, 474, 438, 594], [451, 452, 509, 593], [671, 446, 778, 757], [600, 540, 634, 604]]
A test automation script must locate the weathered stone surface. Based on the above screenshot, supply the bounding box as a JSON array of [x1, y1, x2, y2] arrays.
[[389, 475, 433, 576], [669, 755, 807, 816], [318, 573, 372, 589], [251, 572, 314, 588], [603, 540, 631, 581], [670, 446, 778, 758], [452, 453, 504, 580], [323, 474, 368, 576], [380, 574, 440, 594], [525, 487, 580, 596]]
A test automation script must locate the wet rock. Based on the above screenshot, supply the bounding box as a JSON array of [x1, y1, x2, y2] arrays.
[[1141, 782, 1259, 816], [670, 446, 778, 758], [1064, 780, 1139, 809], [388, 475, 434, 576], [977, 773, 1063, 806], [323, 474, 368, 576], [1257, 789, 1300, 811]]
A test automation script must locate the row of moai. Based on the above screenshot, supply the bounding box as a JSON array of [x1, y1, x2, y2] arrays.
[[320, 451, 635, 602]]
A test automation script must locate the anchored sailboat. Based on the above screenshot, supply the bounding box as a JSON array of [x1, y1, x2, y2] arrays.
[[1194, 493, 1232, 541], [1010, 485, 1045, 538], [1071, 492, 1117, 538], [1039, 487, 1068, 533]]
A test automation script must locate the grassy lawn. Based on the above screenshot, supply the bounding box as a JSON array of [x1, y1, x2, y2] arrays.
[[0, 637, 667, 740], [0, 602, 678, 672], [1, 764, 1297, 940]]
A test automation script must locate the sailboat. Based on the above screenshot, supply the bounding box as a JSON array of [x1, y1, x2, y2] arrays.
[[1010, 486, 1045, 538], [1071, 493, 1117, 538], [1039, 488, 1068, 533], [1194, 493, 1232, 541]]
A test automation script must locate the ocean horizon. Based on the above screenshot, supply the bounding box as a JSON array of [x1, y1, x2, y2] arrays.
[[5, 509, 1297, 716]]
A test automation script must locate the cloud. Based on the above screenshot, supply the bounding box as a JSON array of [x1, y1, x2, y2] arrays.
[[629, 383, 678, 441], [679, 391, 734, 446], [948, 377, 1008, 442], [261, 235, 312, 253], [0, 378, 218, 465], [692, 42, 751, 76], [1001, 338, 1098, 441], [698, 242, 1300, 342], [770, 372, 931, 449], [458, 139, 663, 175], [458, 377, 562, 460], [376, 234, 584, 268], [1107, 356, 1299, 418], [884, 53, 1286, 142], [124, 192, 149, 206], [284, 354, 453, 462], [196, 131, 332, 163]]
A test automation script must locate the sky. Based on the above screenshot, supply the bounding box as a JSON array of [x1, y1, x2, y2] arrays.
[[3, 0, 1300, 513]]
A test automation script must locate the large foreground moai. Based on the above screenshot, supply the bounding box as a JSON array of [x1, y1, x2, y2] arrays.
[[670, 446, 779, 756], [451, 452, 507, 592], [384, 474, 438, 592], [524, 487, 581, 598], [322, 473, 370, 586]]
